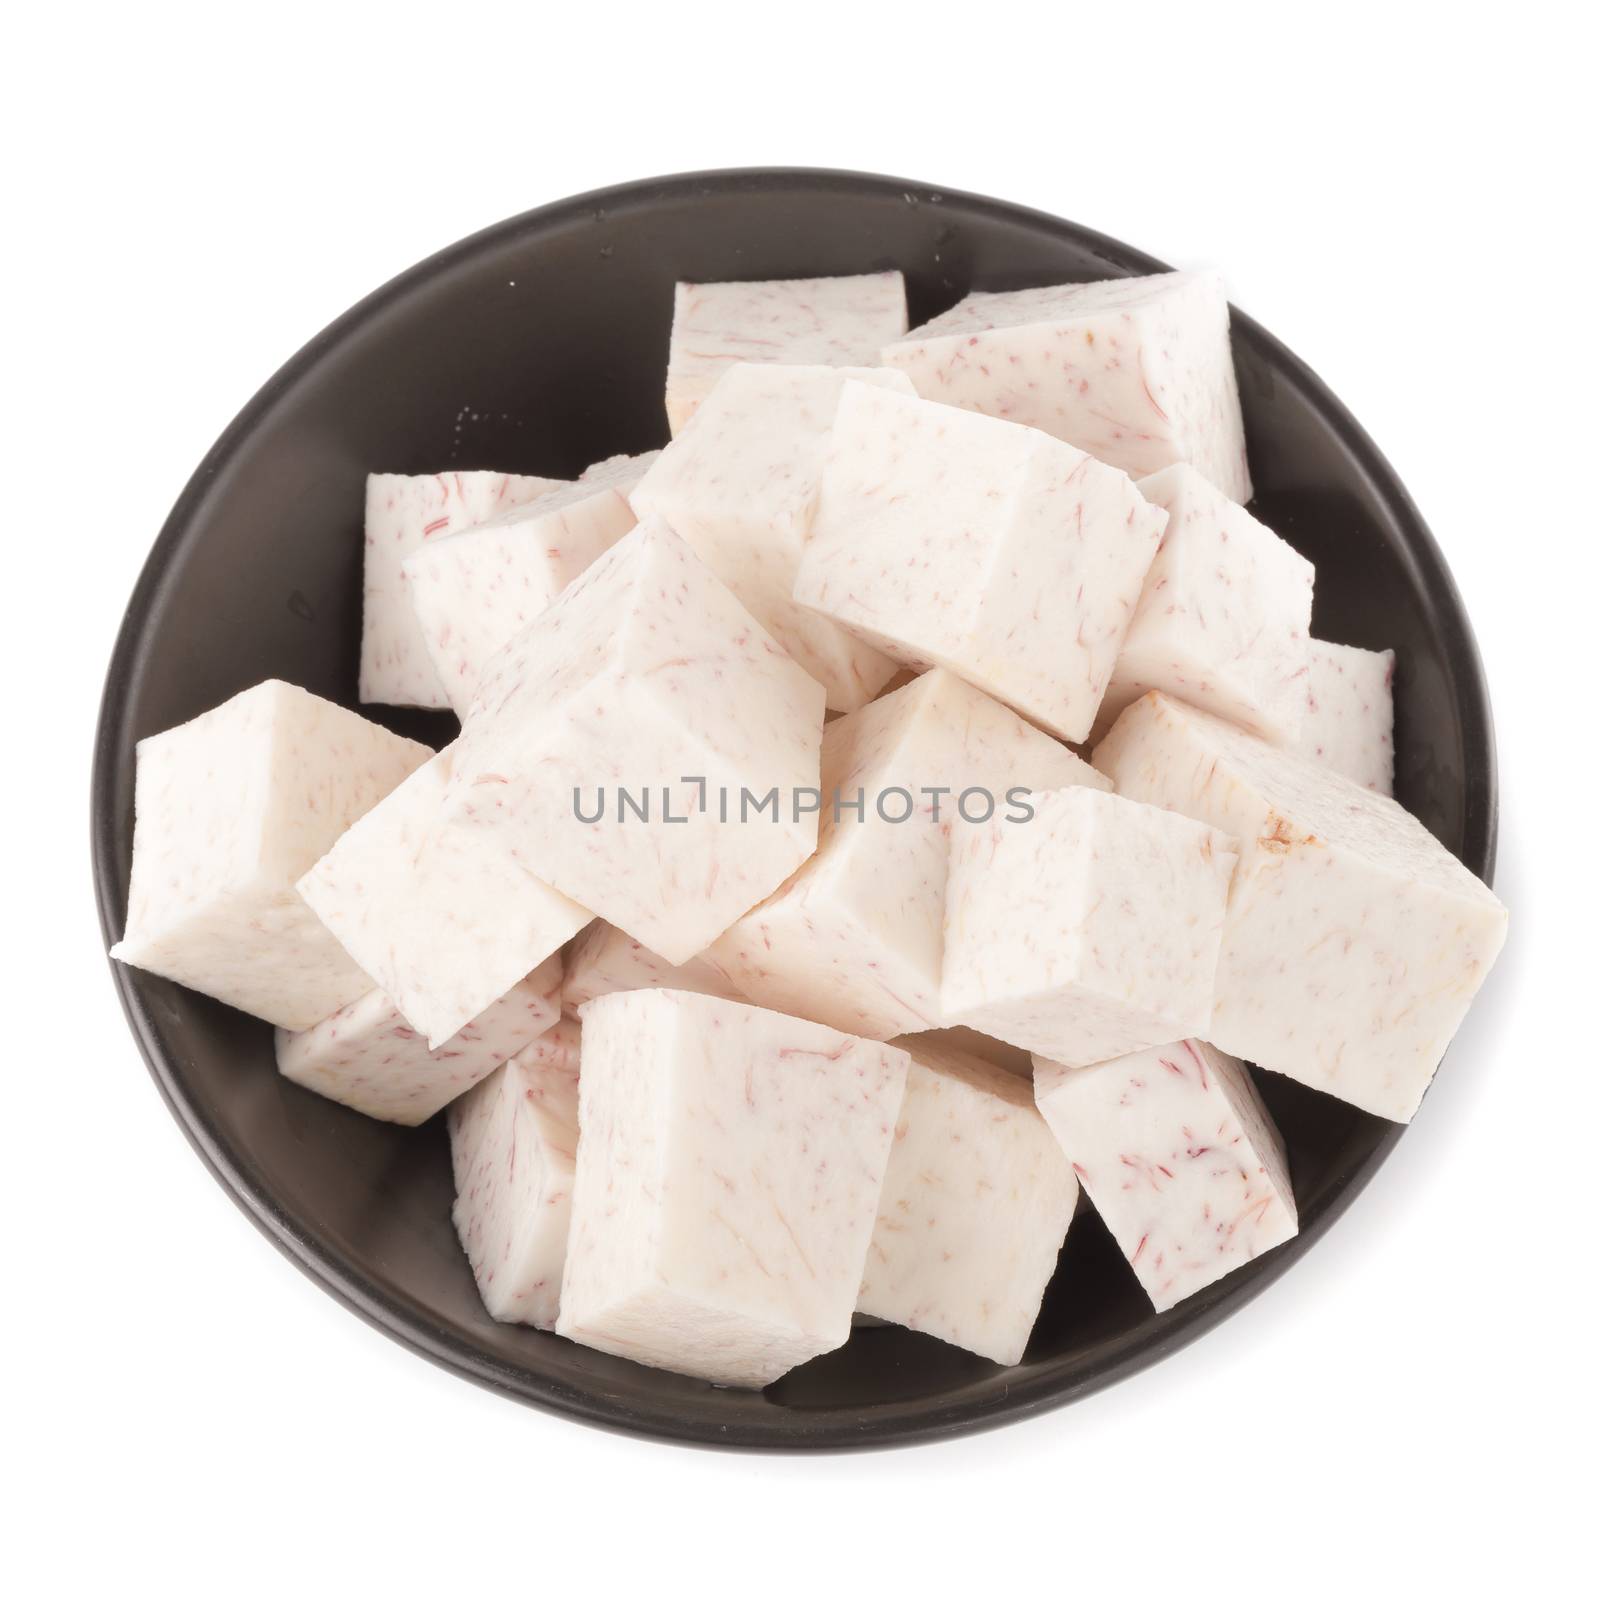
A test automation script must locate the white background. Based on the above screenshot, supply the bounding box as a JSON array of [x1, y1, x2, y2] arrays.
[[5, 4, 1592, 1594]]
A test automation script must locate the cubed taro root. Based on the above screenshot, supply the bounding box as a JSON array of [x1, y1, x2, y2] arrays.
[[556, 989, 910, 1388], [275, 953, 562, 1126], [664, 271, 908, 435], [941, 786, 1238, 1067], [448, 1017, 581, 1328], [633, 364, 915, 711], [1094, 692, 1506, 1121], [361, 470, 563, 708], [297, 746, 591, 1048], [705, 669, 1107, 1040], [440, 517, 826, 966], [1295, 638, 1396, 794], [1094, 464, 1315, 742], [859, 1035, 1079, 1365], [111, 680, 430, 1030], [881, 271, 1252, 503], [561, 920, 744, 1013], [794, 382, 1167, 742], [402, 451, 656, 716], [1033, 1039, 1297, 1311], [898, 1025, 1035, 1079]]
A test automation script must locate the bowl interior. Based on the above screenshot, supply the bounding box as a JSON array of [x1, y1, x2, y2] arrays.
[[93, 170, 1496, 1448]]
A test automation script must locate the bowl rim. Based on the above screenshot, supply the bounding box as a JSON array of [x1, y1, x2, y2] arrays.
[[91, 166, 1499, 1452]]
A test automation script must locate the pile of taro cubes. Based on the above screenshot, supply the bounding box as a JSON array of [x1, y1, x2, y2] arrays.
[[114, 266, 1506, 1386]]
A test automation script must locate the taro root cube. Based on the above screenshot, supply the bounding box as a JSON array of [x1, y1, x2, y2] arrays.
[[902, 1025, 1035, 1080], [1094, 692, 1507, 1121], [705, 669, 1107, 1039], [941, 786, 1238, 1067], [441, 518, 826, 965], [881, 271, 1252, 502], [1295, 639, 1396, 794], [562, 920, 744, 1012], [403, 452, 656, 716], [859, 1035, 1078, 1365], [361, 470, 563, 708], [1033, 1040, 1297, 1310], [556, 990, 909, 1388], [111, 680, 430, 1030], [1096, 464, 1314, 741], [665, 271, 908, 434], [298, 746, 591, 1048], [794, 382, 1167, 742], [632, 364, 914, 710], [448, 1018, 581, 1328], [275, 953, 562, 1126]]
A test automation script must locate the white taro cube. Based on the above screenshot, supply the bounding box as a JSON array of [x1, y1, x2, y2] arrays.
[[632, 364, 914, 710], [402, 451, 657, 716], [1033, 1040, 1297, 1311], [298, 746, 591, 1048], [793, 382, 1167, 742], [556, 990, 910, 1388], [1295, 639, 1396, 794], [881, 271, 1252, 503], [274, 952, 563, 1126], [112, 680, 430, 1030], [859, 1035, 1079, 1364], [562, 920, 745, 1012], [448, 1018, 581, 1328], [705, 669, 1107, 1039], [361, 470, 563, 708], [901, 1025, 1035, 1080], [941, 786, 1238, 1067], [440, 517, 826, 966], [665, 271, 908, 435], [1094, 692, 1507, 1121], [1096, 464, 1315, 741]]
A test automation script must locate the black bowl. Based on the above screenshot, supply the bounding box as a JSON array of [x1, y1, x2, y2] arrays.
[[92, 168, 1498, 1450]]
